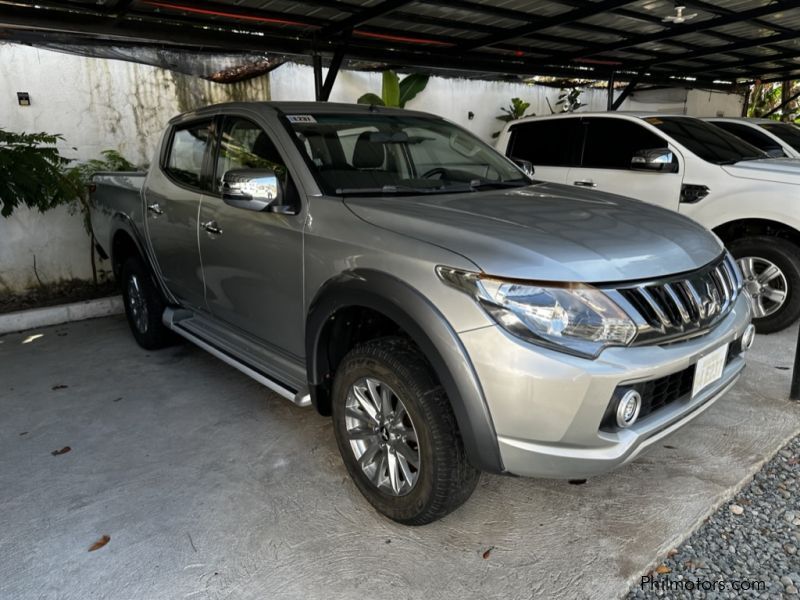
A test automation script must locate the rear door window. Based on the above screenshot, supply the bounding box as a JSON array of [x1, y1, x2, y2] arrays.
[[506, 119, 580, 167], [164, 120, 214, 190], [581, 118, 670, 170]]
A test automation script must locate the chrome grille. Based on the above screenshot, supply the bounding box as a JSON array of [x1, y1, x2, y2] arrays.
[[613, 255, 743, 344]]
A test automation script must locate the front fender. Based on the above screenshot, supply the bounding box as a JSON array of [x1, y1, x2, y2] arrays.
[[306, 269, 504, 474]]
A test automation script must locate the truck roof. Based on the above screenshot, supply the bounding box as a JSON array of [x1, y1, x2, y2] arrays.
[[169, 101, 436, 124]]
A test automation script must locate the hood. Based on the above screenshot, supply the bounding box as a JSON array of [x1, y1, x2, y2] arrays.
[[344, 182, 723, 283], [722, 157, 800, 185]]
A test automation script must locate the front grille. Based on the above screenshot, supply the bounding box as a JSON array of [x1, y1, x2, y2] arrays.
[[613, 254, 743, 344]]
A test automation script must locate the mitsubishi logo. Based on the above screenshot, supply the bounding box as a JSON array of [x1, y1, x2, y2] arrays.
[[700, 279, 721, 319]]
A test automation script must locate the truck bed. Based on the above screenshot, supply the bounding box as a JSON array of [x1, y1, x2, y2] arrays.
[[90, 171, 147, 259]]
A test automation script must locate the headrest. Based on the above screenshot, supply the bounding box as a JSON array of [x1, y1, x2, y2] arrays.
[[352, 131, 385, 169]]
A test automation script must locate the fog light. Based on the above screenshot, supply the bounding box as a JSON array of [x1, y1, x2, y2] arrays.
[[616, 390, 642, 428], [741, 324, 756, 352]]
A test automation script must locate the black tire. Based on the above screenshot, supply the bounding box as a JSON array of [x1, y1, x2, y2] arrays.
[[331, 337, 480, 525], [120, 256, 176, 349], [729, 236, 800, 334]]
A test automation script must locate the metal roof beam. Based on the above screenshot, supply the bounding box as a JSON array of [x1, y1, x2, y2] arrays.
[[558, 1, 795, 60], [457, 0, 634, 51], [318, 0, 413, 38]]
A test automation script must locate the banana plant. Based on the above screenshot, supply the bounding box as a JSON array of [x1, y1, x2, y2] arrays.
[[357, 70, 430, 108]]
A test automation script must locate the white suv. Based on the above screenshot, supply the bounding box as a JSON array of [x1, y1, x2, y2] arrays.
[[496, 112, 800, 333], [705, 117, 800, 159]]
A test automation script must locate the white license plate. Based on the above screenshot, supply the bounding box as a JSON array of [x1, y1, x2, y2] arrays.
[[692, 343, 729, 398]]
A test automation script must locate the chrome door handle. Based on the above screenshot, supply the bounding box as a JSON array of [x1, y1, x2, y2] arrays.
[[202, 220, 223, 235], [573, 180, 597, 188], [147, 202, 164, 215]]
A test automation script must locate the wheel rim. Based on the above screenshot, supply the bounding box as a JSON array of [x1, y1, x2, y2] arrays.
[[126, 274, 149, 334], [344, 377, 420, 496], [737, 256, 788, 319]]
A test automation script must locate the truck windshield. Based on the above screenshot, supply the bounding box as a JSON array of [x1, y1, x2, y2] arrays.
[[760, 122, 800, 153], [645, 116, 767, 165], [284, 112, 529, 195]]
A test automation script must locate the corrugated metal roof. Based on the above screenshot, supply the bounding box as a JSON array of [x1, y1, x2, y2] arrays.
[[0, 0, 796, 88]]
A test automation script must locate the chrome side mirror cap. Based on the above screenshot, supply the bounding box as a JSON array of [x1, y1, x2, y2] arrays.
[[222, 169, 289, 212], [631, 148, 679, 173]]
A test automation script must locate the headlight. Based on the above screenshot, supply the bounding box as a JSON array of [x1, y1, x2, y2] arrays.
[[437, 266, 636, 358]]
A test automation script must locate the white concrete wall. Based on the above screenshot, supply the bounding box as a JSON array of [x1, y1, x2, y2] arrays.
[[0, 44, 269, 293], [0, 45, 745, 294]]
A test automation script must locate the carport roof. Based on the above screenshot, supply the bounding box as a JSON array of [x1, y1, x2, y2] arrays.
[[0, 0, 799, 89]]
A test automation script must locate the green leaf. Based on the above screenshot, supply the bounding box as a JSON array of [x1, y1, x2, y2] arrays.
[[382, 71, 401, 107], [398, 73, 429, 108], [357, 93, 385, 106]]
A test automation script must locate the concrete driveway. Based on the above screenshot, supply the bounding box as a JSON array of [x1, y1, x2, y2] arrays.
[[1, 316, 798, 600]]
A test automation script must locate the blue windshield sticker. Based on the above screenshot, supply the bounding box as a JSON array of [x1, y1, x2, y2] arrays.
[[286, 115, 317, 123]]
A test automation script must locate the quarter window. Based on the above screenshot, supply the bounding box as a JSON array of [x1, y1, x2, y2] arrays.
[[165, 120, 213, 189], [582, 118, 670, 170]]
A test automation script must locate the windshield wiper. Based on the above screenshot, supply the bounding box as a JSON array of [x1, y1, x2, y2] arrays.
[[335, 184, 453, 195], [467, 178, 531, 190]]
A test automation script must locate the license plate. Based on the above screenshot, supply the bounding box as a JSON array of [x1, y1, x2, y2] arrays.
[[692, 343, 729, 398]]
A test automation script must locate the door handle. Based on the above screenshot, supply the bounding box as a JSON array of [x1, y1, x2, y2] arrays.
[[202, 220, 223, 235], [573, 180, 597, 188], [147, 202, 164, 215]]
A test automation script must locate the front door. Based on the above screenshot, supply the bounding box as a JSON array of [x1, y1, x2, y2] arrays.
[[567, 117, 683, 211], [198, 115, 305, 358], [144, 119, 213, 310]]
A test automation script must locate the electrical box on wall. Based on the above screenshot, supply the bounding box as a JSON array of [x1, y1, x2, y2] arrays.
[[17, 92, 30, 106]]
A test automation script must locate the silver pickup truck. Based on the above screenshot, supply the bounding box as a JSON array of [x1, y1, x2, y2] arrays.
[[91, 101, 754, 525]]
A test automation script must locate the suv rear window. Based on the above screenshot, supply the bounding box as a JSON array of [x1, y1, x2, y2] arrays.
[[506, 119, 579, 167]]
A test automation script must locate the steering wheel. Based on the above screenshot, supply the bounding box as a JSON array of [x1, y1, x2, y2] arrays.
[[421, 167, 449, 179]]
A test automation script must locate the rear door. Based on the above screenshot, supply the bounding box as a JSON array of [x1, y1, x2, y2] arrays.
[[144, 119, 213, 310], [503, 118, 581, 184], [198, 114, 305, 357], [567, 117, 683, 211]]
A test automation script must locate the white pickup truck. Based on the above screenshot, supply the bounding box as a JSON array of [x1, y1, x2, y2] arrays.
[[496, 112, 800, 333]]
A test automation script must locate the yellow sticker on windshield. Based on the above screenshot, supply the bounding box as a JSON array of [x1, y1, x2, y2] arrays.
[[645, 117, 664, 125]]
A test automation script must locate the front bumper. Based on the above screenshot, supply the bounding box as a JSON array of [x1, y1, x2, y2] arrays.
[[459, 292, 752, 479]]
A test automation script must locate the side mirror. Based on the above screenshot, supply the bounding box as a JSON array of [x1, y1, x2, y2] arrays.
[[511, 157, 535, 177], [765, 146, 786, 158], [631, 148, 679, 173], [222, 169, 293, 213]]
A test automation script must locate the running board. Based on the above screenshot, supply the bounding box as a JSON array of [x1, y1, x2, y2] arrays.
[[163, 308, 311, 408]]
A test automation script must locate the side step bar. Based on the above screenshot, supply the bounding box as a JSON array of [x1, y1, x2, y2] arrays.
[[163, 308, 311, 408]]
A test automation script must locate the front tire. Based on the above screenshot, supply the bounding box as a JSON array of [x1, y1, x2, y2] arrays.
[[331, 337, 480, 525], [120, 256, 176, 349], [729, 236, 800, 334]]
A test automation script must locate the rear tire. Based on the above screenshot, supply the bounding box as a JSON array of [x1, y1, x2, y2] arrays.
[[120, 256, 176, 349], [331, 337, 480, 525], [729, 236, 800, 334]]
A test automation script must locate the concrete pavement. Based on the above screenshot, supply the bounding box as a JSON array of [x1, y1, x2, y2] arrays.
[[1, 316, 798, 600]]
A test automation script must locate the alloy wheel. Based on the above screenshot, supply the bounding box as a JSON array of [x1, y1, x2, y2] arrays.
[[738, 255, 788, 318], [126, 274, 149, 334], [344, 377, 420, 496]]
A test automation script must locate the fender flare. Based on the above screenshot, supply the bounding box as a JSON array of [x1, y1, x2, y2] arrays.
[[306, 269, 504, 474]]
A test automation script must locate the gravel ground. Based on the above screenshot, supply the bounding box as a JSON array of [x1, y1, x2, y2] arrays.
[[628, 434, 800, 599]]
